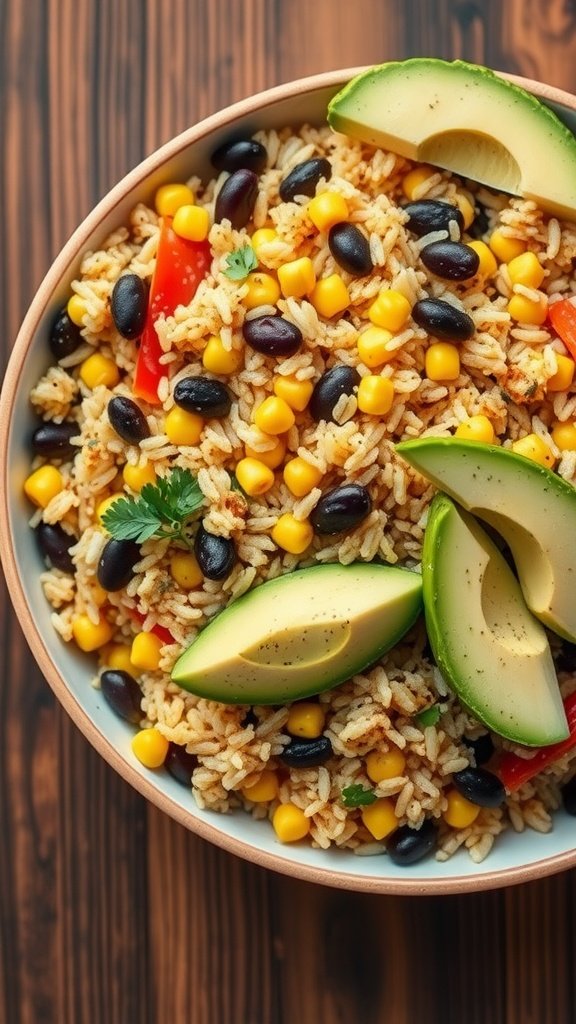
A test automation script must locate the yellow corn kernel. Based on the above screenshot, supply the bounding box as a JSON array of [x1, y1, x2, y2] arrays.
[[307, 192, 349, 232], [357, 375, 395, 416], [368, 290, 411, 332], [165, 407, 204, 445], [277, 257, 316, 299], [511, 433, 556, 468], [251, 227, 278, 260], [271, 513, 314, 554], [443, 789, 481, 829], [235, 457, 275, 496], [24, 465, 64, 508], [273, 803, 310, 842], [202, 335, 243, 375], [357, 326, 396, 368], [79, 352, 120, 390], [365, 749, 406, 783], [507, 251, 545, 289], [286, 702, 326, 738], [454, 193, 476, 230], [283, 457, 323, 497], [244, 434, 287, 469], [309, 274, 350, 319], [243, 271, 281, 310], [254, 396, 295, 435], [131, 728, 169, 769], [172, 203, 210, 242], [67, 294, 88, 327], [96, 493, 124, 527], [169, 551, 204, 590], [547, 354, 575, 392], [361, 798, 398, 841], [552, 421, 576, 451], [425, 342, 460, 381], [273, 375, 314, 412], [241, 770, 279, 803], [104, 643, 139, 676], [467, 240, 498, 278], [72, 613, 113, 653], [130, 631, 164, 672], [154, 182, 195, 216], [507, 293, 548, 326], [455, 415, 495, 444], [401, 165, 435, 201], [122, 462, 157, 492], [91, 581, 109, 608], [489, 229, 527, 263]]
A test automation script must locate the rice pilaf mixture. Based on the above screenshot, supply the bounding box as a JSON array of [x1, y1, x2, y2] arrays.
[[26, 122, 576, 864]]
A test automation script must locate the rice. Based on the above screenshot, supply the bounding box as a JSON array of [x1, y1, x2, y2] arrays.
[[27, 121, 576, 865]]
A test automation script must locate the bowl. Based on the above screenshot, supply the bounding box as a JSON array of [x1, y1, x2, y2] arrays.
[[3, 66, 576, 895]]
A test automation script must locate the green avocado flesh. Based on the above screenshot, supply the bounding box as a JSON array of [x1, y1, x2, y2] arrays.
[[327, 59, 576, 221], [423, 494, 567, 746], [397, 437, 576, 642], [171, 563, 423, 704]]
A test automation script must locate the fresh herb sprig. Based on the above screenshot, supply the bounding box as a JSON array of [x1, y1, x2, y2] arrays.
[[223, 244, 258, 281], [102, 467, 205, 547], [341, 783, 377, 808]]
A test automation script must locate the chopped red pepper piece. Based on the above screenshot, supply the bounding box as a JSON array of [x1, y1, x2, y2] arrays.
[[548, 298, 576, 362], [133, 218, 211, 404], [130, 608, 174, 646], [497, 691, 576, 792]]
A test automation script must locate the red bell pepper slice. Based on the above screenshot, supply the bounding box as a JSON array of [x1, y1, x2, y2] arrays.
[[548, 297, 576, 362], [130, 608, 174, 646], [133, 218, 211, 404], [497, 691, 576, 792]]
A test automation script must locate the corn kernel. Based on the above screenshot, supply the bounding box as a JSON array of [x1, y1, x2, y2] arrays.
[[131, 728, 169, 768], [547, 354, 575, 393], [235, 457, 275, 496], [241, 770, 279, 803], [130, 631, 164, 672], [455, 415, 495, 444], [169, 551, 204, 590], [72, 613, 113, 653], [287, 702, 326, 738], [202, 335, 243, 375], [273, 375, 314, 412], [489, 229, 527, 263], [254, 396, 295, 435], [507, 293, 548, 326], [365, 749, 406, 783], [104, 643, 139, 675], [552, 421, 576, 451], [91, 581, 109, 607], [172, 203, 210, 241], [97, 493, 124, 527], [244, 434, 287, 469], [283, 457, 323, 497], [357, 326, 396, 368], [273, 803, 310, 842], [122, 462, 157, 492], [455, 193, 476, 230], [511, 433, 556, 468], [307, 192, 349, 232], [507, 251, 545, 289], [425, 342, 460, 381], [401, 165, 435, 201], [309, 274, 350, 319], [79, 353, 120, 390], [467, 240, 498, 278], [165, 407, 204, 445], [361, 798, 398, 841], [357, 375, 395, 416], [251, 227, 278, 260], [24, 465, 64, 508], [277, 257, 316, 299], [368, 290, 411, 332], [67, 294, 88, 327], [271, 513, 313, 554], [155, 182, 195, 217], [443, 789, 481, 829], [243, 271, 281, 310]]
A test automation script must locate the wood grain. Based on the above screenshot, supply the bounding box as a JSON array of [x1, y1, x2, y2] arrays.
[[2, 2, 576, 1022]]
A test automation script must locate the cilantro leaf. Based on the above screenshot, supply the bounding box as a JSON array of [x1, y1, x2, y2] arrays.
[[341, 784, 377, 808], [102, 468, 205, 546], [223, 244, 258, 281], [415, 705, 442, 728]]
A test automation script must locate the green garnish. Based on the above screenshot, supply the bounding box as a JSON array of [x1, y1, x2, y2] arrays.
[[416, 705, 442, 728], [341, 784, 377, 808], [102, 467, 205, 547], [223, 244, 258, 281]]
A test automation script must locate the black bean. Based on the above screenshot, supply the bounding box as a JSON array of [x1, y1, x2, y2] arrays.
[[309, 365, 360, 423], [97, 538, 141, 592], [310, 483, 372, 535], [280, 735, 333, 768], [214, 168, 259, 229], [100, 670, 142, 724], [211, 137, 267, 174], [49, 309, 83, 359], [467, 201, 490, 240], [164, 742, 198, 786], [279, 158, 332, 202], [463, 733, 495, 767], [555, 641, 576, 674], [403, 199, 464, 239], [386, 819, 437, 865], [242, 315, 303, 358], [36, 522, 75, 573], [174, 377, 232, 417], [412, 298, 475, 342], [328, 222, 373, 277], [31, 421, 77, 459], [420, 240, 480, 281], [452, 767, 505, 808], [561, 776, 576, 816], [194, 524, 236, 580], [107, 396, 150, 443], [110, 273, 148, 340]]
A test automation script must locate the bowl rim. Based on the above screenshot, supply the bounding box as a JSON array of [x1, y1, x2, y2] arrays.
[[3, 64, 576, 895]]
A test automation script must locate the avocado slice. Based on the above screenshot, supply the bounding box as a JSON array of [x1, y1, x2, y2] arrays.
[[171, 563, 422, 704], [327, 59, 576, 221], [422, 494, 567, 746], [397, 437, 576, 642]]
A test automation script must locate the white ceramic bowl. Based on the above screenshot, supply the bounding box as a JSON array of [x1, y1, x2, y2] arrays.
[[3, 67, 576, 894]]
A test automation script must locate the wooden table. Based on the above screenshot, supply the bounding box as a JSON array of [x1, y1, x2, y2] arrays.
[[2, 2, 576, 1021]]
